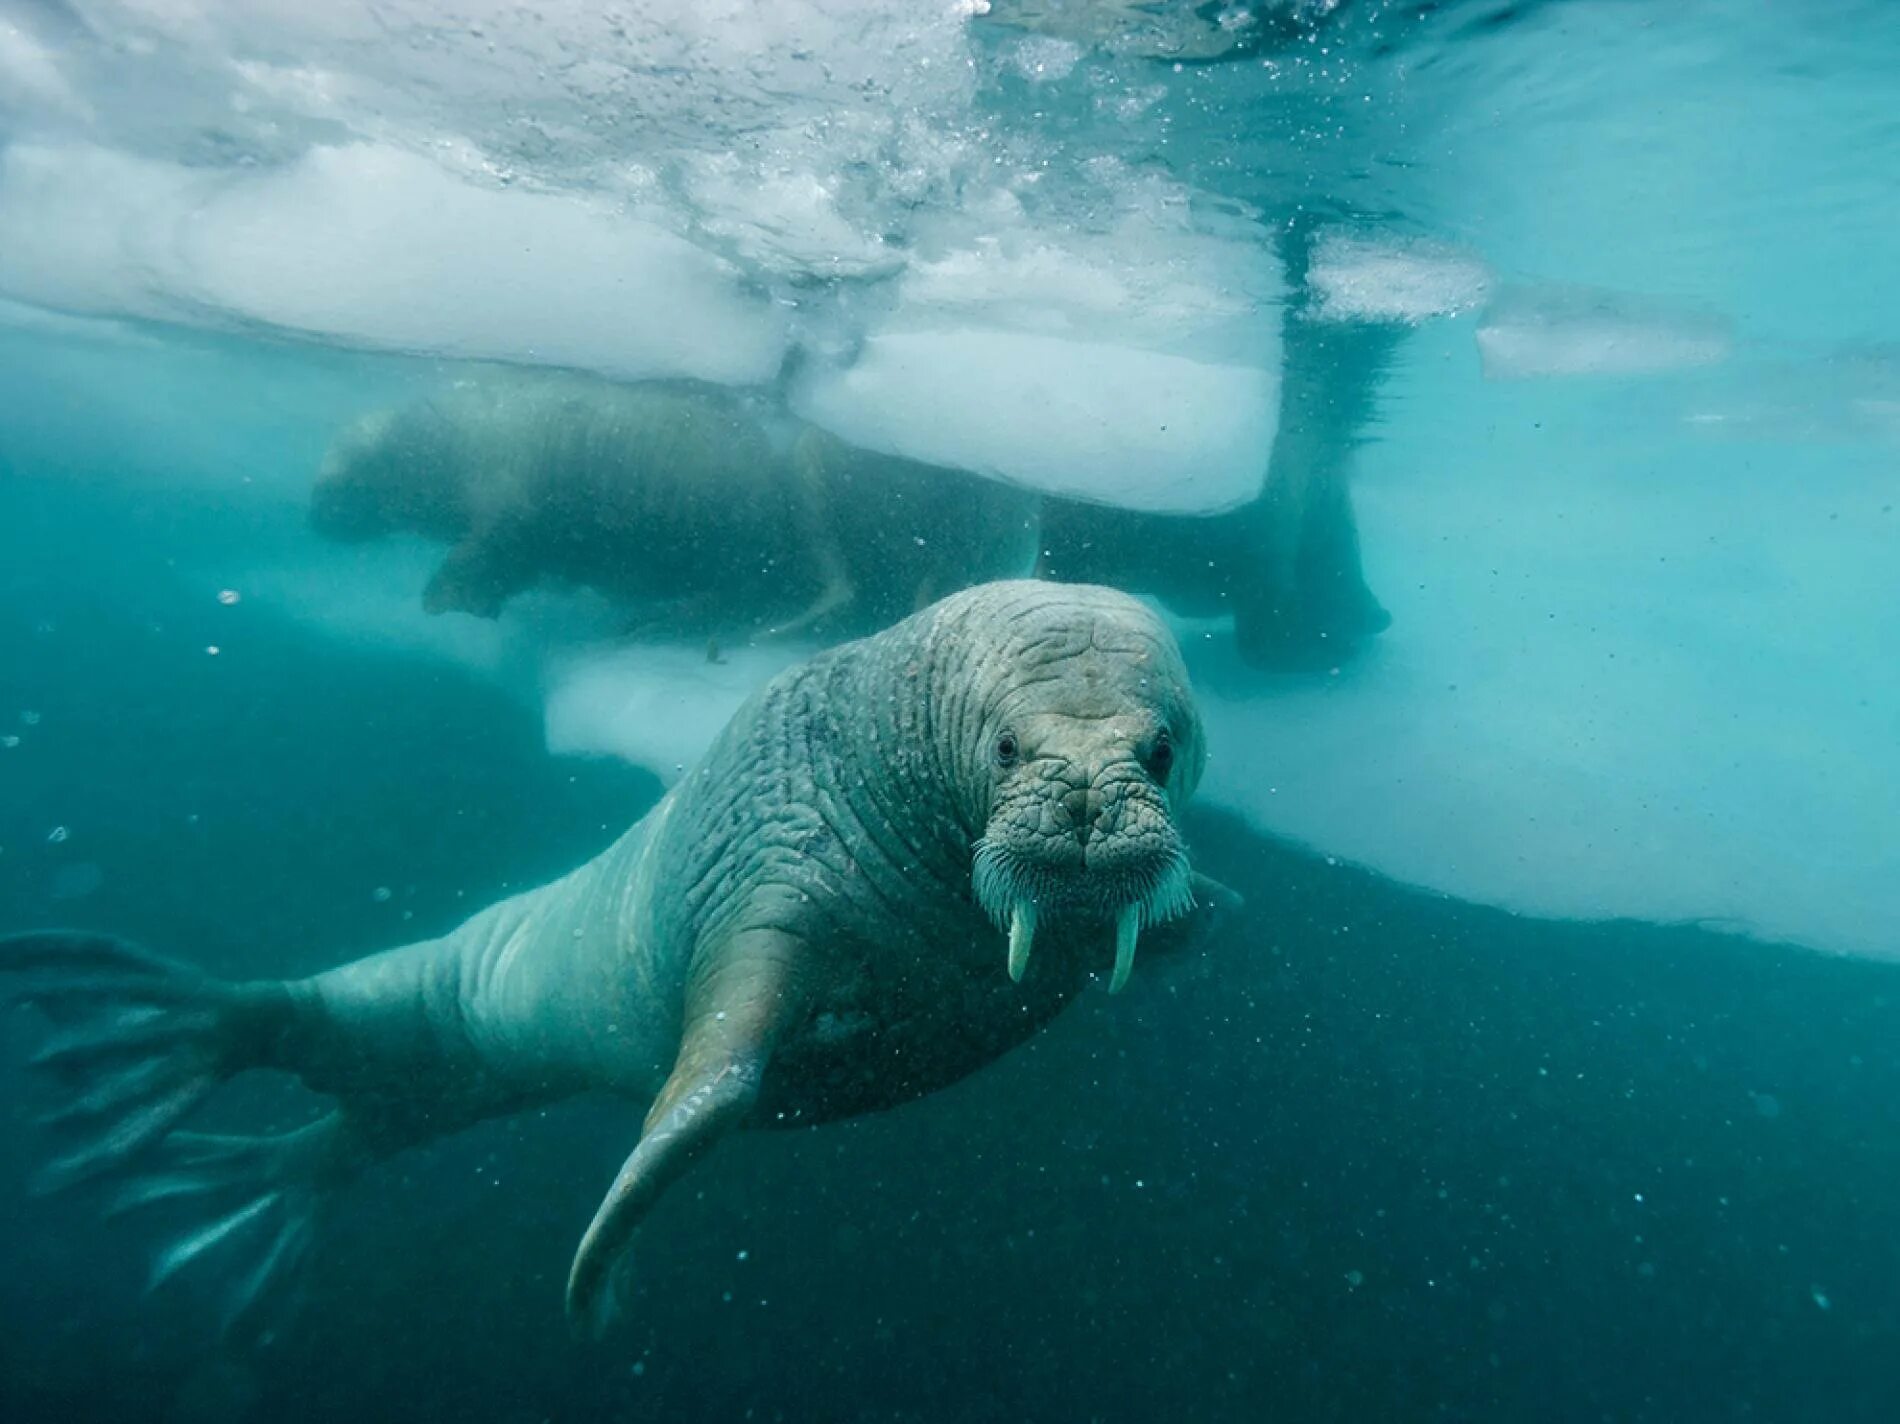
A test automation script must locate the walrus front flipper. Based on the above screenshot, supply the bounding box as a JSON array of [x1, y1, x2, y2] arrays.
[[565, 932, 798, 1334]]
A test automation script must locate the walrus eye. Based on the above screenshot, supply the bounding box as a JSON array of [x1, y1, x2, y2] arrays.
[[1146, 729, 1175, 784], [993, 731, 1020, 768]]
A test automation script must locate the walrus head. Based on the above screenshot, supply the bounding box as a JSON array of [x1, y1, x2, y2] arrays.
[[945, 582, 1206, 995], [309, 405, 466, 544]]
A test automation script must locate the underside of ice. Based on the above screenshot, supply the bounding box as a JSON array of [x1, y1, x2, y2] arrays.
[[0, 0, 1291, 510], [793, 330, 1279, 512]]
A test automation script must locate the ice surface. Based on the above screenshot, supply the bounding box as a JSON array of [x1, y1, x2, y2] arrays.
[[0, 141, 788, 385], [1667, 347, 1900, 446]]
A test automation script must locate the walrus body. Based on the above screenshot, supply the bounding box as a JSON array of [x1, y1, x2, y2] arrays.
[[310, 373, 1040, 637], [311, 376, 815, 625], [1, 582, 1229, 1335]]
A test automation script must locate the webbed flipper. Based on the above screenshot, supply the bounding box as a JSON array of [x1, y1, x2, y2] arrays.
[[565, 931, 801, 1334], [0, 932, 290, 1190], [0, 931, 362, 1341]]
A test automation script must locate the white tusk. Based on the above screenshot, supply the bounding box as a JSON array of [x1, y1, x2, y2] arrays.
[[1007, 901, 1037, 983], [1109, 904, 1140, 994]]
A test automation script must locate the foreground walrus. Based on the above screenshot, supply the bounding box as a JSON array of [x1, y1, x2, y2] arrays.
[[0, 582, 1232, 1336]]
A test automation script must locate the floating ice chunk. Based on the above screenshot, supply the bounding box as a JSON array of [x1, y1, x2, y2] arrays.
[[891, 195, 1283, 360], [683, 156, 899, 278], [794, 330, 1278, 513], [0, 141, 789, 386], [1307, 233, 1492, 324], [544, 642, 808, 783], [1476, 284, 1733, 379], [793, 200, 1285, 513]]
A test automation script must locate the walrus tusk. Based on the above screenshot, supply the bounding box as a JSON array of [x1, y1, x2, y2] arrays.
[[1007, 901, 1037, 982], [1109, 904, 1140, 995]]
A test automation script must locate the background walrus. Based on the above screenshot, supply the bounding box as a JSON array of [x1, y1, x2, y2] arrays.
[[309, 373, 1042, 639], [0, 581, 1233, 1337], [308, 358, 1393, 668]]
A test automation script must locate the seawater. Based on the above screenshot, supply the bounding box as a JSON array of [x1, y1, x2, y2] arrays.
[[3, 2, 1898, 1421]]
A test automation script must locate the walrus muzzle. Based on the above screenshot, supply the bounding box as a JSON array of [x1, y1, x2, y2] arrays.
[[970, 770, 1195, 994]]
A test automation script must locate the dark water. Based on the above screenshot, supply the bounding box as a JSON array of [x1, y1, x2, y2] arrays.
[[6, 460, 1899, 1424]]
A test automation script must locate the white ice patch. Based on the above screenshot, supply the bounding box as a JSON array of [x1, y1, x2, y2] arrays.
[[1307, 233, 1492, 324], [792, 196, 1286, 513], [1476, 284, 1734, 379], [1188, 331, 1899, 960], [544, 642, 807, 783], [794, 330, 1279, 512], [0, 142, 788, 386]]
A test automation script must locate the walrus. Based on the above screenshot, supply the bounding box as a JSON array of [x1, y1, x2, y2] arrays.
[[310, 373, 1040, 638], [0, 581, 1233, 1337]]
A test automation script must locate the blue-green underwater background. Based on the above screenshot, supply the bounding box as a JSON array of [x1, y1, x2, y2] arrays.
[[4, 473, 1899, 1422], [4, 0, 1900, 1419]]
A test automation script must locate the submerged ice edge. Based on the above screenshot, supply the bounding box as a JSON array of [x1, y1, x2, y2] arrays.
[[530, 611, 1899, 963]]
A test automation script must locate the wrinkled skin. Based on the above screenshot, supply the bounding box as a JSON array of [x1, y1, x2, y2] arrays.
[[0, 581, 1232, 1336]]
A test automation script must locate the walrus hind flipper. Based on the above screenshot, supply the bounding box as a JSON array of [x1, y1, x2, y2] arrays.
[[0, 932, 282, 1188], [0, 931, 347, 1339], [110, 1117, 360, 1340]]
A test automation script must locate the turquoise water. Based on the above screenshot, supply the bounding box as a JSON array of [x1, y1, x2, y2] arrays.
[[2, 2, 1898, 1420]]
